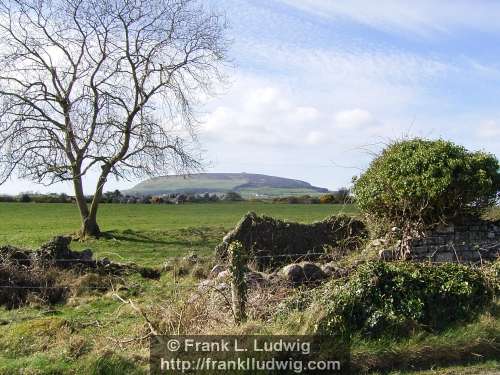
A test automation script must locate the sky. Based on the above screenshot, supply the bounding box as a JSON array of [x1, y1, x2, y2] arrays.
[[1, 0, 500, 194]]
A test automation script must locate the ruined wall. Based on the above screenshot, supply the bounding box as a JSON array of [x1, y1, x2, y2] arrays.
[[409, 218, 500, 262], [215, 212, 367, 269]]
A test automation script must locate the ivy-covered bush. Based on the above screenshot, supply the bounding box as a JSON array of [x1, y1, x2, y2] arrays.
[[315, 261, 494, 338], [352, 138, 499, 229]]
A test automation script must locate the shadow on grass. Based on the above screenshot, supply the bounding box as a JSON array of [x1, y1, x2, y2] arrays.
[[352, 302, 500, 374], [100, 227, 222, 248]]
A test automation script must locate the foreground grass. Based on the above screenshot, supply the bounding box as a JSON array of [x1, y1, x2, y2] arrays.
[[0, 203, 498, 374], [1, 284, 497, 374]]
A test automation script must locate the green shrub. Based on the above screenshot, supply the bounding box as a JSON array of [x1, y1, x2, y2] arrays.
[[353, 138, 499, 229], [315, 261, 494, 338], [320, 194, 336, 204]]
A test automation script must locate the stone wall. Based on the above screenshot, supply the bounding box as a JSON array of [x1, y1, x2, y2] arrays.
[[215, 212, 367, 269], [408, 218, 500, 262]]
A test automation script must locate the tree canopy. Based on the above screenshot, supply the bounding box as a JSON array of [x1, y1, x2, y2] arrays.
[[0, 0, 228, 237]]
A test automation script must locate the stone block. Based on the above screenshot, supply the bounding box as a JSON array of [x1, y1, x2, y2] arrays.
[[436, 224, 454, 234], [434, 252, 455, 262], [462, 251, 481, 262]]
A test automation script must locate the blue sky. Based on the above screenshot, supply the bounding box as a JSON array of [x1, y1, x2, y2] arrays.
[[1, 0, 500, 194]]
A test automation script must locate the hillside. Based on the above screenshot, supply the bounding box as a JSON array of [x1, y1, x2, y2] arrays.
[[126, 173, 330, 197]]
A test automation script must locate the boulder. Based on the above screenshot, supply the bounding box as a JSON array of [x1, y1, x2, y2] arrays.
[[281, 264, 304, 285], [300, 262, 326, 282], [321, 262, 348, 278], [80, 249, 93, 262]]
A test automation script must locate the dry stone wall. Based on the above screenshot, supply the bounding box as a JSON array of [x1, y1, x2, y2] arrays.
[[409, 218, 499, 262], [215, 212, 367, 269]]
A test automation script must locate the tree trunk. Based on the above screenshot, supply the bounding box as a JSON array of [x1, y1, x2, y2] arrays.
[[72, 172, 99, 239], [79, 165, 111, 239], [73, 168, 103, 239], [80, 213, 101, 239]]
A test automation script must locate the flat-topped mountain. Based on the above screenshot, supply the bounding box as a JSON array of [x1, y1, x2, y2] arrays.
[[126, 173, 330, 197]]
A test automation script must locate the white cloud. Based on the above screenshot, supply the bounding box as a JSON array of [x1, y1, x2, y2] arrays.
[[334, 109, 374, 129], [201, 76, 325, 146], [277, 0, 500, 37], [201, 37, 453, 150], [477, 120, 500, 138]]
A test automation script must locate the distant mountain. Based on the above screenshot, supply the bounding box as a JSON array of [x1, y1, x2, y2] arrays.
[[126, 173, 330, 197]]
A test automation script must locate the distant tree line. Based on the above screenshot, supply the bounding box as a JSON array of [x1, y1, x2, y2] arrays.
[[271, 188, 352, 204], [0, 189, 352, 205], [0, 193, 72, 203]]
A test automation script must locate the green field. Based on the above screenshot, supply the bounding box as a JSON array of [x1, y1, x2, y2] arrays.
[[0, 202, 357, 265]]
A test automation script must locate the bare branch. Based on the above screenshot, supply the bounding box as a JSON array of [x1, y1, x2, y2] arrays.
[[0, 0, 228, 236]]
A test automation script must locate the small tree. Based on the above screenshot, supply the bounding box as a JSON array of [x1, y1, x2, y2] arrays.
[[0, 0, 228, 238], [353, 138, 499, 232], [19, 193, 32, 203], [334, 187, 351, 203]]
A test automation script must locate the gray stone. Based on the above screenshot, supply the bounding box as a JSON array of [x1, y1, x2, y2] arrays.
[[245, 271, 267, 287], [210, 265, 224, 277], [80, 249, 93, 261], [462, 251, 481, 261], [216, 270, 231, 280], [436, 224, 454, 234], [434, 252, 454, 262], [281, 264, 304, 285], [321, 262, 348, 278], [300, 262, 326, 282], [100, 257, 111, 266], [487, 232, 495, 239], [198, 279, 215, 292], [378, 249, 395, 260], [222, 232, 232, 243], [321, 263, 337, 276]]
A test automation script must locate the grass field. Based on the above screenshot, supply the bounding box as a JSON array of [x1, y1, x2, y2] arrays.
[[0, 202, 357, 265], [0, 202, 498, 374]]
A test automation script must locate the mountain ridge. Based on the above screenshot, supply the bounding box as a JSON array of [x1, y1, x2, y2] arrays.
[[126, 173, 330, 197]]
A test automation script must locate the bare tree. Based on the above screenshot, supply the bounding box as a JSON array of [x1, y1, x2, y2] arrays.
[[0, 0, 228, 238]]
